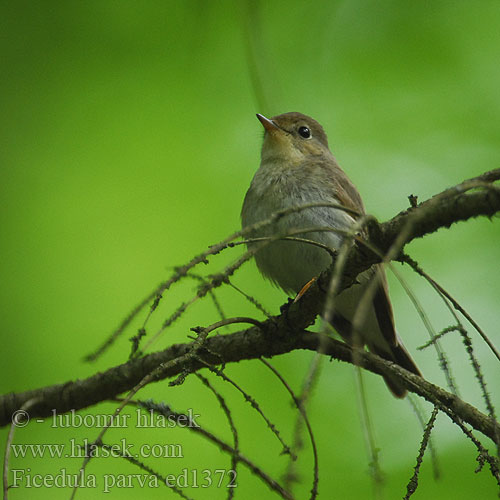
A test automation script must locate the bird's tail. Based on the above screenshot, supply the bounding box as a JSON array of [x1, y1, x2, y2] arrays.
[[370, 340, 422, 398]]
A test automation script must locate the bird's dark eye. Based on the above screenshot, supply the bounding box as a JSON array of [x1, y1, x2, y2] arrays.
[[298, 126, 311, 139]]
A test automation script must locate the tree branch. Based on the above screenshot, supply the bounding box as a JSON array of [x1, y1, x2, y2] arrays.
[[1, 170, 499, 442]]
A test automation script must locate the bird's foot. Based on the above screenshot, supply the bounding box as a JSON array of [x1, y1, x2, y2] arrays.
[[293, 276, 317, 303]]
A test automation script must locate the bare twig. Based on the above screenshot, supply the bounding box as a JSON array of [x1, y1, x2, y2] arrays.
[[354, 368, 384, 499], [260, 359, 319, 500], [196, 374, 239, 500], [2, 397, 41, 500], [284, 353, 322, 492], [400, 253, 500, 363], [200, 361, 295, 459], [131, 398, 294, 499]]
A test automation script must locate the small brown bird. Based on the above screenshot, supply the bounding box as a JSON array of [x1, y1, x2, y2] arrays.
[[241, 112, 421, 397]]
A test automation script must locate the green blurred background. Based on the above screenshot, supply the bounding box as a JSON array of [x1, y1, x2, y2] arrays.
[[1, 1, 499, 498]]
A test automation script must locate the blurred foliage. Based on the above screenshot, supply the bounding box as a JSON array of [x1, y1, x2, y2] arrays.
[[1, 1, 499, 499]]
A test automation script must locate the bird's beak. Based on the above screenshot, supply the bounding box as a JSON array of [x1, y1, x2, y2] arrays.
[[256, 114, 279, 132]]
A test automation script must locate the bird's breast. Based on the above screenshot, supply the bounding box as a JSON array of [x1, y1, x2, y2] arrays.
[[241, 160, 357, 293]]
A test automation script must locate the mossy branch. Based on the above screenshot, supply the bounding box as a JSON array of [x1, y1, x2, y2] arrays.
[[1, 170, 499, 445]]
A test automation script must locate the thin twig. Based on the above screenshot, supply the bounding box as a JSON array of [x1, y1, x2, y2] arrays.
[[404, 406, 439, 499], [354, 368, 384, 498], [284, 353, 322, 492], [198, 359, 296, 459], [3, 398, 41, 500], [126, 398, 294, 499], [407, 395, 440, 480], [400, 253, 500, 362], [98, 443, 194, 500], [401, 253, 499, 451], [227, 280, 273, 318], [196, 374, 239, 500], [260, 359, 319, 500]]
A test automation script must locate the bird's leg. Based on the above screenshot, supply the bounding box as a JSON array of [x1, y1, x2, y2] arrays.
[[293, 276, 317, 303]]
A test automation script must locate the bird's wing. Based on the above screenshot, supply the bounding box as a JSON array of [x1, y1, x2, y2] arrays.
[[372, 265, 398, 348], [371, 265, 421, 374]]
